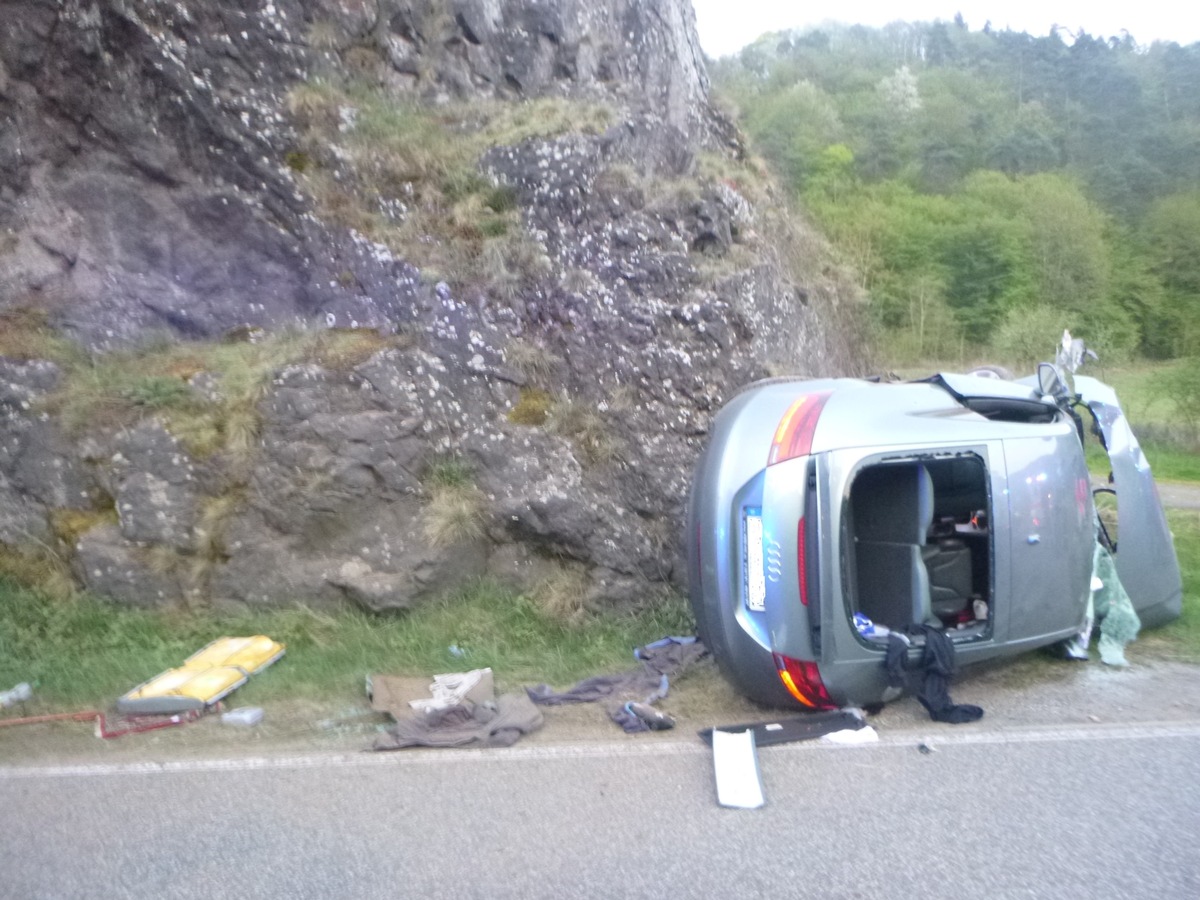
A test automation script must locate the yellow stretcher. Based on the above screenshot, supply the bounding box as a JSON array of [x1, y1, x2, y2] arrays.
[[117, 636, 285, 714]]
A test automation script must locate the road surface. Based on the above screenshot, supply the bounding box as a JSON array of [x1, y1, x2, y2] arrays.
[[3, 721, 1199, 899]]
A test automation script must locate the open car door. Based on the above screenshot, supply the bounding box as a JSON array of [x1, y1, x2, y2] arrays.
[[1075, 375, 1183, 629]]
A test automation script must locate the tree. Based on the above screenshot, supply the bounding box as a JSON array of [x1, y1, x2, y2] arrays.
[[877, 66, 922, 116], [961, 172, 1111, 317], [741, 81, 844, 190], [1141, 192, 1200, 356], [938, 212, 1033, 341]]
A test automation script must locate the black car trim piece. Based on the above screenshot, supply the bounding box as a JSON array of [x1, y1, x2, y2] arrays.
[[918, 373, 1059, 424], [805, 459, 822, 656]]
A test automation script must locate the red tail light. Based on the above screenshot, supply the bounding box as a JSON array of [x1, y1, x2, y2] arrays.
[[768, 392, 832, 466], [773, 653, 836, 709]]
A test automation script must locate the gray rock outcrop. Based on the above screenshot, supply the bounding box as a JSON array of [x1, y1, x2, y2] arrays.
[[0, 0, 865, 611]]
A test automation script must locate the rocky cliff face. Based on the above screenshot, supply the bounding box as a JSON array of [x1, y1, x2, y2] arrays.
[[0, 0, 863, 612]]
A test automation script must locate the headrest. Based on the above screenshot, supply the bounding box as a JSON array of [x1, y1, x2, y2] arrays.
[[853, 464, 933, 545]]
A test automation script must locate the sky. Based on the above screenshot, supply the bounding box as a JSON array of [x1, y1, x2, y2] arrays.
[[691, 1, 1200, 59]]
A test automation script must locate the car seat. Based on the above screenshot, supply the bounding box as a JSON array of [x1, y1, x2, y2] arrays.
[[922, 522, 973, 622], [852, 464, 941, 631]]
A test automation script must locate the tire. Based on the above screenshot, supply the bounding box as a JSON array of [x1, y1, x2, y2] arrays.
[[1093, 487, 1118, 553], [966, 364, 1015, 381]]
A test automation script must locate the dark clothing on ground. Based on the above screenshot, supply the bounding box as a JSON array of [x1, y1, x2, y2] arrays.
[[885, 627, 984, 725]]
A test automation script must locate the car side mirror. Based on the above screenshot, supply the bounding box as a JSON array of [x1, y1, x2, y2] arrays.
[[1037, 362, 1067, 399]]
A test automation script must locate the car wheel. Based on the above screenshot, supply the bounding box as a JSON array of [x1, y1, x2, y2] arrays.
[[966, 364, 1014, 381], [1094, 487, 1118, 553]]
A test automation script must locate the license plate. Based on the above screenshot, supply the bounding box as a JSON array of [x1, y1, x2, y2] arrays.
[[744, 509, 766, 611]]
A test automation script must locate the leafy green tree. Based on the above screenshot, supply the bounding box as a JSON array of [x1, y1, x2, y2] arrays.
[[938, 212, 1033, 341], [712, 18, 1200, 360], [1141, 192, 1200, 356], [1105, 230, 1166, 357], [986, 102, 1062, 175], [740, 81, 844, 188], [806, 143, 856, 203]]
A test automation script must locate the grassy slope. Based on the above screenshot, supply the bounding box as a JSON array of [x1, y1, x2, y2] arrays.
[[0, 578, 694, 712], [1140, 509, 1200, 663]]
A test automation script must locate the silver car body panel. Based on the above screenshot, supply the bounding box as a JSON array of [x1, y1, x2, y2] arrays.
[[1075, 375, 1183, 628], [689, 371, 1179, 708]]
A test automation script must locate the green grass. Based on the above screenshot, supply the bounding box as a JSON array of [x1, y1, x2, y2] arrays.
[[0, 577, 694, 712], [1075, 362, 1200, 483], [36, 328, 406, 460], [287, 78, 610, 293], [1136, 443, 1200, 483], [1140, 509, 1200, 663]]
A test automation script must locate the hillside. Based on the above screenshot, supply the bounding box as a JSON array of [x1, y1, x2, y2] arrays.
[[712, 21, 1200, 364], [0, 0, 862, 611]]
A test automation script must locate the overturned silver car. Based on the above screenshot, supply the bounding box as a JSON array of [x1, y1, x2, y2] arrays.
[[687, 345, 1182, 709]]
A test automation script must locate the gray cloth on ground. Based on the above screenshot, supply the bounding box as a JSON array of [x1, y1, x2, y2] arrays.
[[525, 639, 708, 732], [373, 692, 544, 750]]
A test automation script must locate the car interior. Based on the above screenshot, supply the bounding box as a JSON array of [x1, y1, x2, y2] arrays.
[[846, 456, 991, 640]]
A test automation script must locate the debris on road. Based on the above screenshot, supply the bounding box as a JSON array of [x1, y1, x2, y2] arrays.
[[371, 669, 543, 750], [0, 682, 33, 708], [221, 707, 264, 727], [698, 708, 866, 747], [526, 636, 708, 733], [117, 635, 285, 715], [0, 707, 206, 739], [712, 728, 765, 809]]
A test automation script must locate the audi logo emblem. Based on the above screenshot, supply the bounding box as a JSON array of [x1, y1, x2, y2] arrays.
[[765, 540, 783, 582]]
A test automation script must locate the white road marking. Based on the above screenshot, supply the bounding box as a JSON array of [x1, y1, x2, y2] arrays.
[[2, 720, 1199, 780]]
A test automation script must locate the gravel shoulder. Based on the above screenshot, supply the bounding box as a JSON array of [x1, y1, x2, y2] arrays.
[[3, 646, 1197, 767], [1157, 481, 1200, 510]]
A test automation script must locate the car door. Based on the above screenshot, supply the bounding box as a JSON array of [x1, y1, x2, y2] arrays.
[[1075, 375, 1183, 628]]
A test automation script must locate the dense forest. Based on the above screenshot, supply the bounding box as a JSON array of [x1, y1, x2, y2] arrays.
[[711, 19, 1200, 364]]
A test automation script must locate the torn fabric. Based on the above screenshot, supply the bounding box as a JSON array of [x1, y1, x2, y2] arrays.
[[526, 637, 708, 732], [1093, 542, 1141, 666], [374, 691, 543, 750]]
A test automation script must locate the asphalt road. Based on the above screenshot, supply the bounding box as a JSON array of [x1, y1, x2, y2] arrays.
[[3, 722, 1199, 900]]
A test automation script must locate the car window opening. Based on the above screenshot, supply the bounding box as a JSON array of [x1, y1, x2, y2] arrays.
[[847, 457, 991, 641]]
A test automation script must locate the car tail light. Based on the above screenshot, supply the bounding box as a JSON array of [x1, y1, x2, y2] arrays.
[[773, 653, 836, 709], [768, 392, 832, 466]]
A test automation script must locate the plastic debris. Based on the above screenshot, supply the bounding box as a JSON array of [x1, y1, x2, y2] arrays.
[[712, 728, 765, 809], [221, 707, 264, 727], [853, 612, 890, 639], [820, 725, 879, 744], [0, 682, 33, 708], [699, 709, 866, 747], [118, 635, 285, 714], [409, 669, 494, 714]]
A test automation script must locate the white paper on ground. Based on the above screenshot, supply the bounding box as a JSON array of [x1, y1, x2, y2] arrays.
[[712, 728, 765, 808], [409, 668, 495, 713], [820, 725, 879, 744]]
